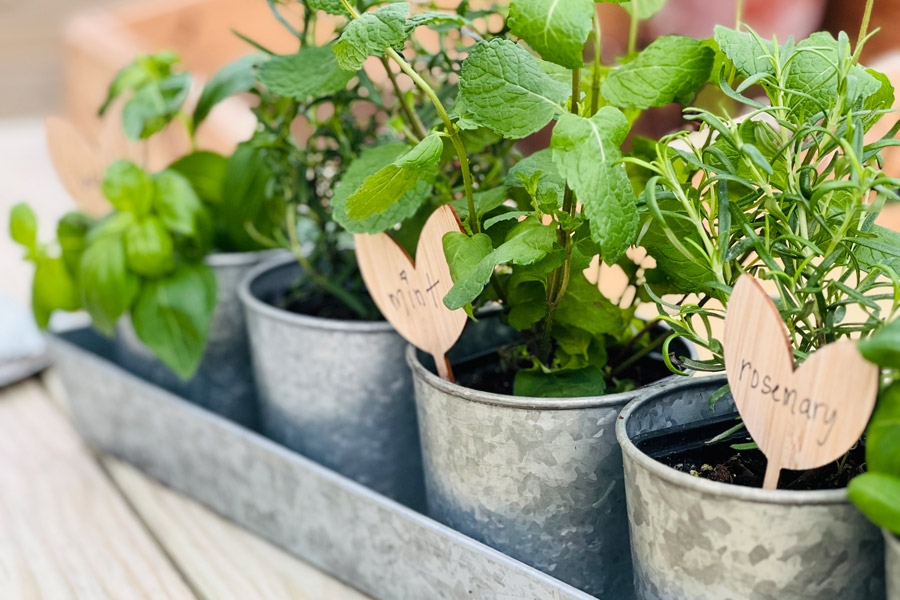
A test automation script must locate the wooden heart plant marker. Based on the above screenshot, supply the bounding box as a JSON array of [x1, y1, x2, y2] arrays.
[[723, 275, 879, 490], [45, 116, 108, 217], [354, 204, 468, 382]]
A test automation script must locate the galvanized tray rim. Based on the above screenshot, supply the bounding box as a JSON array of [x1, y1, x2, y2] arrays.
[[50, 330, 597, 600]]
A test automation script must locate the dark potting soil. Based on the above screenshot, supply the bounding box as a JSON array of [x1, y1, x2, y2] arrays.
[[636, 415, 867, 491], [452, 339, 680, 397], [272, 283, 381, 321]]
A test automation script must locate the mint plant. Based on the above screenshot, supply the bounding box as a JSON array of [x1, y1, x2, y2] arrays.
[[850, 319, 900, 535], [328, 0, 723, 396]]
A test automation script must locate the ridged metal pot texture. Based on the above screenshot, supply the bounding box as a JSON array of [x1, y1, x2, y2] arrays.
[[239, 255, 426, 510], [888, 530, 899, 600], [616, 375, 885, 600], [116, 250, 276, 429], [408, 337, 694, 599]]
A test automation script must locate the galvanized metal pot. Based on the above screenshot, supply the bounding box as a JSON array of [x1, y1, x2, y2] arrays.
[[616, 375, 885, 600], [239, 255, 425, 510], [116, 250, 276, 429], [888, 530, 899, 600], [408, 341, 693, 598]]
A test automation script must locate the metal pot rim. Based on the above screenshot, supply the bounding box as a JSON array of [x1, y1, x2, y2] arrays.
[[205, 248, 284, 268], [407, 344, 682, 411], [238, 254, 395, 334], [616, 376, 851, 505], [886, 528, 900, 547]]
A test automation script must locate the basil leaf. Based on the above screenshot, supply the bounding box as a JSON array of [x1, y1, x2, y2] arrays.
[[57, 211, 94, 276], [131, 261, 216, 379], [219, 143, 275, 252], [602, 36, 714, 109], [102, 160, 154, 217], [122, 72, 191, 140], [32, 256, 80, 328], [124, 217, 176, 278], [168, 151, 228, 206], [153, 169, 209, 238], [80, 235, 139, 335], [459, 38, 569, 139], [9, 203, 37, 249], [860, 319, 900, 371], [259, 44, 355, 101], [848, 473, 900, 535], [508, 0, 594, 69], [864, 381, 900, 476]]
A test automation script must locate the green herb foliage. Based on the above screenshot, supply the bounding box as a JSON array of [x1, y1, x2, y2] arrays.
[[850, 320, 900, 535], [332, 0, 718, 396]]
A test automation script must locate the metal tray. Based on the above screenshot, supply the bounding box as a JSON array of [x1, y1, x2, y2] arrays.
[[48, 329, 596, 600]]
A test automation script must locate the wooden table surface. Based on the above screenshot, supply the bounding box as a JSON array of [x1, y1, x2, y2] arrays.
[[0, 118, 370, 600]]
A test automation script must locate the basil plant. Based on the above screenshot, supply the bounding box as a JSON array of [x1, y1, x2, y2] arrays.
[[10, 52, 272, 378]]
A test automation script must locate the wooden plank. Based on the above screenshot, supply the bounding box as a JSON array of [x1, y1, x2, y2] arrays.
[[103, 457, 372, 600], [0, 381, 196, 600]]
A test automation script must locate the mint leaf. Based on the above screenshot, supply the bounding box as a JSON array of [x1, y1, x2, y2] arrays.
[[452, 186, 509, 223], [459, 38, 569, 138], [333, 3, 411, 71], [193, 54, 265, 128], [9, 203, 37, 249], [785, 32, 842, 119], [714, 26, 776, 78], [132, 261, 216, 379], [550, 107, 637, 264], [406, 12, 468, 30], [602, 36, 714, 109], [332, 143, 435, 234], [102, 160, 154, 217], [124, 217, 175, 278], [306, 0, 350, 16], [80, 234, 139, 335], [343, 134, 441, 223], [443, 231, 493, 282], [259, 44, 355, 100], [555, 273, 623, 335], [506, 148, 565, 208], [508, 0, 594, 69], [513, 365, 605, 398], [443, 218, 558, 309], [620, 0, 667, 20]]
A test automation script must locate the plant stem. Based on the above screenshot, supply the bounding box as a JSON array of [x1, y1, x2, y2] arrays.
[[628, 0, 640, 55], [384, 48, 479, 234], [591, 13, 602, 116], [379, 56, 427, 142], [540, 68, 582, 363], [854, 0, 876, 62], [734, 0, 743, 29]]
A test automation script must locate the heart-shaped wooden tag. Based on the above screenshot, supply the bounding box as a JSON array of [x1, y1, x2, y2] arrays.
[[45, 117, 108, 217], [354, 204, 468, 381], [724, 275, 879, 489]]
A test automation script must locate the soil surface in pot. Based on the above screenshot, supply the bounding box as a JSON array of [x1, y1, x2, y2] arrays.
[[453, 338, 682, 397], [636, 415, 867, 491], [270, 280, 382, 321]]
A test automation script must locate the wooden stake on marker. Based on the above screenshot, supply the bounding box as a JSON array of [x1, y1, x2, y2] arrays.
[[354, 204, 468, 382], [723, 275, 880, 490]]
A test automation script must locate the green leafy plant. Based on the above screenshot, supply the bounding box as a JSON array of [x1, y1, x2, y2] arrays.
[[330, 0, 721, 396], [849, 319, 900, 535], [636, 17, 900, 374], [10, 52, 272, 378]]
